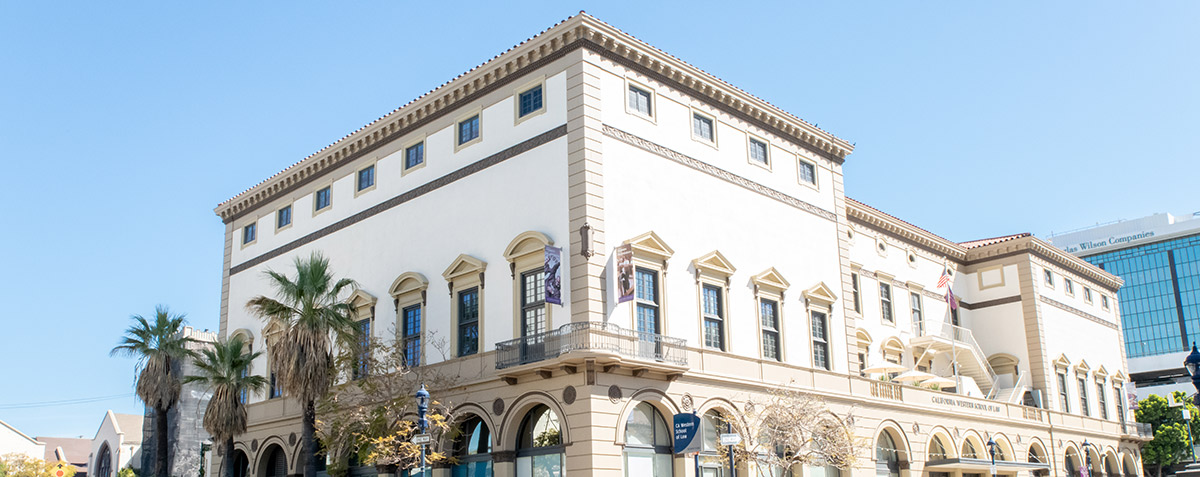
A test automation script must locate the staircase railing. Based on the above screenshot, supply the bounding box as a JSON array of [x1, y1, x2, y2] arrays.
[[913, 319, 999, 391]]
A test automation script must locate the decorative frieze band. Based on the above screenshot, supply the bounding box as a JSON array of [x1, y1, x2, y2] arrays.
[[1039, 296, 1119, 331], [601, 124, 837, 222]]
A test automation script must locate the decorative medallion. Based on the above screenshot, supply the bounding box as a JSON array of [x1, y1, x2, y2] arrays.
[[681, 393, 694, 411], [1016, 435, 1022, 445], [251, 439, 259, 452], [289, 433, 297, 446], [608, 385, 623, 403], [563, 386, 577, 405], [954, 428, 960, 439], [744, 401, 755, 414], [912, 423, 919, 434], [846, 415, 855, 427], [492, 398, 505, 416]]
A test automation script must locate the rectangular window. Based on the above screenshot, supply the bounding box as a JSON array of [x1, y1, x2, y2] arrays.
[[458, 115, 480, 145], [880, 283, 894, 323], [352, 318, 370, 380], [238, 367, 248, 404], [851, 273, 861, 313], [457, 288, 479, 357], [798, 160, 816, 185], [951, 304, 960, 326], [858, 352, 867, 377], [518, 85, 543, 117], [911, 292, 923, 333], [749, 138, 768, 165], [1084, 287, 1093, 304], [1044, 269, 1054, 287], [242, 223, 256, 244], [314, 186, 332, 211], [1115, 386, 1126, 424], [692, 113, 714, 142], [402, 305, 421, 367], [1102, 295, 1110, 310], [702, 284, 725, 350], [1058, 372, 1070, 413], [276, 205, 292, 229], [811, 311, 829, 370], [521, 270, 547, 337], [1078, 376, 1090, 416], [269, 372, 281, 399], [405, 142, 425, 170], [760, 299, 780, 361], [628, 85, 652, 116], [635, 268, 660, 335], [1097, 382, 1108, 419], [1064, 277, 1074, 295], [356, 165, 375, 192]]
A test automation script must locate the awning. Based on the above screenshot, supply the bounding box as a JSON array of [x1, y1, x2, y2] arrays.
[[925, 458, 1051, 472]]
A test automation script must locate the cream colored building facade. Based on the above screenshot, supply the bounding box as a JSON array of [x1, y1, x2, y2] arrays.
[[212, 13, 1149, 477]]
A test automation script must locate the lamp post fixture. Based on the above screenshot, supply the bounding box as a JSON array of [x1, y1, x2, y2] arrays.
[[986, 437, 997, 477], [415, 383, 430, 477], [1081, 440, 1095, 477]]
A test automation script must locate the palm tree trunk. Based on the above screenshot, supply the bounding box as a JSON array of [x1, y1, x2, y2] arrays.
[[155, 405, 169, 477], [223, 437, 235, 477], [302, 400, 316, 477]]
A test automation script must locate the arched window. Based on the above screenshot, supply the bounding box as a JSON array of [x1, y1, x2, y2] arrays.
[[876, 431, 901, 477], [452, 415, 492, 477], [928, 436, 949, 461], [95, 443, 112, 477], [960, 439, 979, 459], [623, 402, 673, 476], [260, 445, 287, 477], [1028, 444, 1047, 464], [699, 410, 730, 477], [517, 405, 564, 476], [1065, 449, 1080, 477], [231, 449, 249, 477]]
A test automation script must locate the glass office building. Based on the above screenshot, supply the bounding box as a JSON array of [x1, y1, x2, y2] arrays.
[[1050, 210, 1200, 396]]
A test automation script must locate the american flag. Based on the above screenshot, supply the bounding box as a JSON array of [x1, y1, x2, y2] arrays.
[[937, 268, 952, 289], [945, 286, 959, 311]]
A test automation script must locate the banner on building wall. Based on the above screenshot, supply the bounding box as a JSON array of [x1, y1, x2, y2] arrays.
[[545, 245, 562, 305], [616, 244, 635, 303]]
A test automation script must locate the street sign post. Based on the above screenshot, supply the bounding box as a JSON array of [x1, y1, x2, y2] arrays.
[[411, 434, 431, 445], [719, 433, 741, 446]]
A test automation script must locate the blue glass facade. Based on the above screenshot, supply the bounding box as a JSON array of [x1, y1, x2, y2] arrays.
[[1082, 233, 1200, 358]]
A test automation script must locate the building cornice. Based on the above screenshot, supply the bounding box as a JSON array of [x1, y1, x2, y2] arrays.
[[846, 198, 967, 260], [965, 236, 1124, 292], [214, 12, 853, 223]]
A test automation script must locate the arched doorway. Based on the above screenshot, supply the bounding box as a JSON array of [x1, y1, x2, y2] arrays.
[[259, 445, 287, 477], [231, 449, 249, 477], [875, 429, 904, 477], [516, 404, 564, 476], [1028, 442, 1047, 465], [451, 415, 492, 477], [95, 442, 113, 477], [623, 402, 673, 476], [1064, 448, 1081, 477]]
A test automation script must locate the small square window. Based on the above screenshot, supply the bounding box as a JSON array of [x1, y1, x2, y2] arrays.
[[1044, 269, 1055, 287], [242, 223, 256, 245], [749, 138, 769, 165], [276, 205, 292, 230], [518, 85, 543, 118], [458, 115, 480, 145], [1084, 287, 1093, 304], [628, 85, 652, 116], [1102, 295, 1110, 310], [692, 113, 714, 142], [405, 142, 424, 170], [798, 160, 816, 185], [1064, 278, 1074, 295], [357, 165, 375, 192], [314, 186, 332, 211]]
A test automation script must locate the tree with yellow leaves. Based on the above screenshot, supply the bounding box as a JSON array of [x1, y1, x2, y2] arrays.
[[0, 454, 76, 477]]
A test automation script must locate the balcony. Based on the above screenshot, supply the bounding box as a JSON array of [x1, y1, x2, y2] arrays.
[[1123, 422, 1153, 439], [495, 322, 688, 380]]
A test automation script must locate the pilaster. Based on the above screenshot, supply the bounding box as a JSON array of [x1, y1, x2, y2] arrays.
[[565, 52, 606, 324]]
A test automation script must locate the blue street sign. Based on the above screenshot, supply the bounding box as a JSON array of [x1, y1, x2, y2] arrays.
[[673, 413, 703, 454]]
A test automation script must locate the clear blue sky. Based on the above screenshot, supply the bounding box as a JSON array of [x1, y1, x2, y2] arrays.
[[1, 1, 1196, 439]]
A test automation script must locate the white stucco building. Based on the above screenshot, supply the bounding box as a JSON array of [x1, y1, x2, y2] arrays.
[[212, 13, 1148, 477], [0, 419, 45, 460], [88, 411, 142, 477]]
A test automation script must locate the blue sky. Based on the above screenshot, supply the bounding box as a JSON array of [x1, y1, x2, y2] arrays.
[[0, 1, 1195, 438]]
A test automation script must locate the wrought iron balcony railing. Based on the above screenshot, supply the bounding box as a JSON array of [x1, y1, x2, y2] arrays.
[[495, 321, 688, 370]]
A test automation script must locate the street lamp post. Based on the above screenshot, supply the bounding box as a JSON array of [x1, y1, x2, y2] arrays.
[[1185, 344, 1200, 462], [1081, 440, 1095, 477], [986, 437, 997, 477], [416, 384, 430, 477]]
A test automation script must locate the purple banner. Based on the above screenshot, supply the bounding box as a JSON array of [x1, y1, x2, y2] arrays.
[[616, 244, 634, 303], [545, 245, 562, 305]]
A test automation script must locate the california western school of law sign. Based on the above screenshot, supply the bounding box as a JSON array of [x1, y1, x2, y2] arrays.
[[931, 396, 1002, 414]]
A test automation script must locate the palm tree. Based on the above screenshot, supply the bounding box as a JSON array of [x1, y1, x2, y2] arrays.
[[185, 335, 267, 477], [111, 306, 193, 477], [247, 252, 358, 477]]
